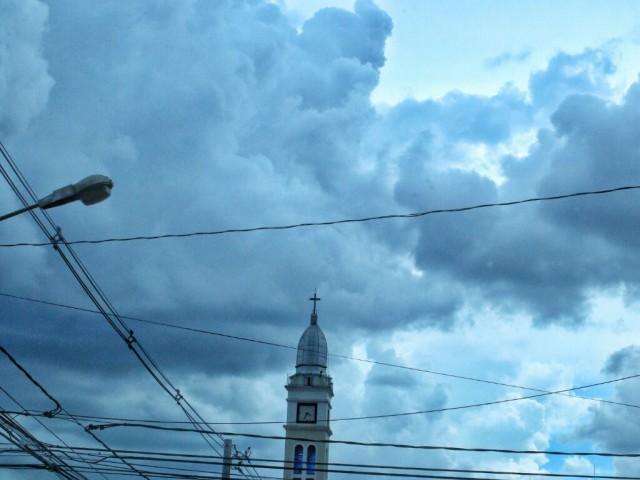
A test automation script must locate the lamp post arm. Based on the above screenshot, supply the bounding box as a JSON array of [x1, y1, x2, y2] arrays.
[[0, 204, 37, 223], [0, 174, 113, 223]]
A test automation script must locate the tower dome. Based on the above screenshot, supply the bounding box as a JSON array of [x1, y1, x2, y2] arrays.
[[296, 314, 327, 370], [296, 293, 327, 373]]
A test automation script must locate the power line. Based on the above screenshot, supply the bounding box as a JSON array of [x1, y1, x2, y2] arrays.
[[0, 140, 259, 480], [1, 184, 639, 248], [32, 460, 640, 480], [0, 412, 87, 480], [0, 153, 126, 480], [0, 149, 164, 479], [68, 459, 640, 480], [1, 462, 262, 480], [0, 346, 62, 417], [2, 290, 638, 415], [84, 423, 640, 458], [0, 385, 106, 478], [17, 443, 622, 480], [11, 443, 640, 480], [7, 452, 640, 480], [29, 445, 640, 480], [4, 365, 640, 427], [0, 344, 134, 479], [8, 461, 561, 480], [0, 142, 157, 479], [3, 452, 282, 480]]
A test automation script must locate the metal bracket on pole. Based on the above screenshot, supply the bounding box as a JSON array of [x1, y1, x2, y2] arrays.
[[52, 227, 64, 251]]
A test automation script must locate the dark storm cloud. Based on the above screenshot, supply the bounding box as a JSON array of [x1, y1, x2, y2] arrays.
[[383, 47, 640, 326], [2, 2, 629, 372], [2, 298, 293, 379], [2, 0, 399, 335], [604, 345, 640, 374], [579, 346, 640, 475], [0, 4, 412, 458], [539, 85, 640, 249]]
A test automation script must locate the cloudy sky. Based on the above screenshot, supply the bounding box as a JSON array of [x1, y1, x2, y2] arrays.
[[1, 0, 640, 478]]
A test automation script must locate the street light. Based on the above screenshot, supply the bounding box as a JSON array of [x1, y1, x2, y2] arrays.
[[0, 174, 114, 223]]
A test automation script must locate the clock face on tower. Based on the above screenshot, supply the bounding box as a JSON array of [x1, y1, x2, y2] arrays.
[[297, 403, 317, 423]]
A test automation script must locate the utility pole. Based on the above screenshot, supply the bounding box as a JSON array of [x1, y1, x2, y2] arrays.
[[222, 439, 233, 480]]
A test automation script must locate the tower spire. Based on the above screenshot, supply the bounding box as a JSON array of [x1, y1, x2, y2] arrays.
[[309, 290, 321, 325]]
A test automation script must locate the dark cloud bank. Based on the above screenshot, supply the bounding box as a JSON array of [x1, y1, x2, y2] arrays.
[[579, 346, 640, 475], [1, 0, 640, 476]]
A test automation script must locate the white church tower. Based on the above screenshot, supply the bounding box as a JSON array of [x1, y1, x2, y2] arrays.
[[283, 293, 333, 480]]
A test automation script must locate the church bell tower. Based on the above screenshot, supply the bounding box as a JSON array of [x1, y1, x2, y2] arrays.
[[283, 293, 333, 480]]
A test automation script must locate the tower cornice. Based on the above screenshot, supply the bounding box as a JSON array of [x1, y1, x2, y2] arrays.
[[284, 423, 332, 436]]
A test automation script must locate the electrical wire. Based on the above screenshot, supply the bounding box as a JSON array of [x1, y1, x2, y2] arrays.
[[2, 149, 637, 476], [4, 365, 640, 427], [10, 460, 623, 480], [0, 385, 106, 478], [2, 290, 638, 416], [0, 140, 258, 479], [24, 445, 640, 480], [0, 346, 62, 417], [1, 184, 639, 247], [0, 145, 159, 479], [0, 462, 262, 479], [0, 412, 87, 480], [83, 423, 640, 458], [0, 345, 129, 479], [4, 451, 640, 480], [7, 461, 540, 480]]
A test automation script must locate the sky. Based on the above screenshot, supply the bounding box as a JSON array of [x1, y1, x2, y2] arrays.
[[1, 0, 640, 479]]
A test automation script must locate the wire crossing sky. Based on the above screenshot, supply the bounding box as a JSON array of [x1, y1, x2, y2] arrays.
[[8, 445, 640, 480], [84, 423, 640, 458], [1, 184, 639, 247], [2, 290, 639, 419], [0, 142, 262, 478]]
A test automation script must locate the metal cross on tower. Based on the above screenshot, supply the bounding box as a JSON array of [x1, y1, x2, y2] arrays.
[[309, 291, 321, 315]]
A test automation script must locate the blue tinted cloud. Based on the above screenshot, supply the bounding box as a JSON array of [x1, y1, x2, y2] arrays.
[[530, 48, 616, 109], [484, 48, 532, 69]]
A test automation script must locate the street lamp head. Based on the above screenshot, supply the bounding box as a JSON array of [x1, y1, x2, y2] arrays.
[[75, 174, 113, 206], [38, 175, 114, 210]]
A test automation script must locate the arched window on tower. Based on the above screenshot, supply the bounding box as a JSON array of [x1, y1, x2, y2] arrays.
[[293, 445, 304, 474], [306, 445, 316, 475]]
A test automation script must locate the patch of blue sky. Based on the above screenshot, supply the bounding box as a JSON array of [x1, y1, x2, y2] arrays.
[[283, 0, 640, 103]]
